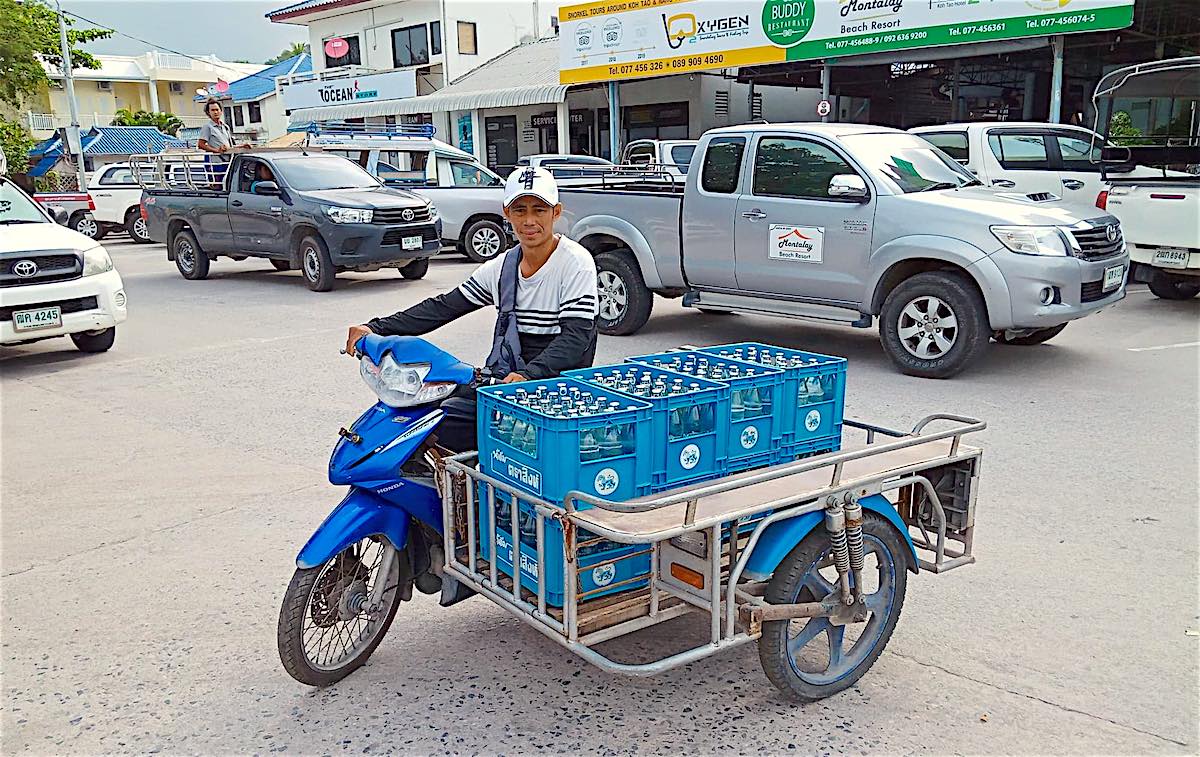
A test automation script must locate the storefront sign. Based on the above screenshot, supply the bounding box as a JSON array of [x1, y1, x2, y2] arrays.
[[531, 112, 586, 128], [558, 0, 1134, 85], [281, 69, 417, 111]]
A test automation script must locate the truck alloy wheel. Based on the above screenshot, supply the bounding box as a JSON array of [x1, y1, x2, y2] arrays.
[[71, 214, 100, 239], [472, 226, 502, 258], [598, 270, 628, 322], [896, 295, 958, 360]]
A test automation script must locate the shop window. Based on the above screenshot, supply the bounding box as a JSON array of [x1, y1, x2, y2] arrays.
[[1055, 132, 1102, 172], [430, 21, 442, 56], [752, 137, 855, 200], [392, 24, 430, 68], [988, 132, 1051, 170], [700, 136, 745, 194], [324, 35, 362, 67], [917, 131, 969, 162], [232, 105, 244, 127], [248, 101, 262, 124], [458, 21, 477, 55]]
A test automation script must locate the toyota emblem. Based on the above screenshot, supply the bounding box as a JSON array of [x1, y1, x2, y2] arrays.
[[1105, 225, 1118, 243], [12, 260, 38, 278], [401, 208, 415, 222]]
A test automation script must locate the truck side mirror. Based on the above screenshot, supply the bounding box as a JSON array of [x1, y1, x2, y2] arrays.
[[253, 181, 280, 196], [49, 205, 70, 225], [828, 174, 869, 201]]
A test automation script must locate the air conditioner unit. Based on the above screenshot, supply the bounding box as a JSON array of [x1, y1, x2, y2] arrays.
[[169, 82, 184, 94], [97, 81, 112, 91]]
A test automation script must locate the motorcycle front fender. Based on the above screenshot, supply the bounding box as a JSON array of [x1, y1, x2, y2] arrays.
[[296, 487, 411, 570]]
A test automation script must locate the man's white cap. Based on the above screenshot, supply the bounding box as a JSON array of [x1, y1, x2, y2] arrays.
[[503, 166, 559, 208]]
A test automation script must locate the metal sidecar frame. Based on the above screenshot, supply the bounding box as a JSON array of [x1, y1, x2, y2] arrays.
[[437, 414, 985, 679]]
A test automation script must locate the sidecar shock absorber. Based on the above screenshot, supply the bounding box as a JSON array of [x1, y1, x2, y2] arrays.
[[824, 496, 853, 605], [843, 495, 865, 604]]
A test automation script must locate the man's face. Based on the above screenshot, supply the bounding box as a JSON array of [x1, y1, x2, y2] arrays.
[[504, 196, 560, 248], [207, 104, 221, 122]]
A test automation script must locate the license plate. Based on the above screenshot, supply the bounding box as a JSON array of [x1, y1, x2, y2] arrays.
[[13, 306, 62, 332], [1151, 248, 1189, 269], [402, 235, 422, 251], [1103, 264, 1124, 292]]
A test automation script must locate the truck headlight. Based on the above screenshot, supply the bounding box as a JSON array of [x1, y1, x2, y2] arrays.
[[990, 226, 1070, 257], [324, 206, 374, 224], [81, 246, 114, 276], [427, 202, 439, 219]]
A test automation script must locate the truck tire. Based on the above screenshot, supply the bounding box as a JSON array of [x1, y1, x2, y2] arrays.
[[995, 323, 1067, 346], [461, 219, 506, 263], [71, 327, 116, 353], [399, 258, 429, 280], [125, 208, 152, 244], [299, 234, 335, 292], [70, 212, 104, 241], [173, 229, 209, 280], [595, 250, 653, 336], [1148, 272, 1200, 300], [879, 270, 989, 379]]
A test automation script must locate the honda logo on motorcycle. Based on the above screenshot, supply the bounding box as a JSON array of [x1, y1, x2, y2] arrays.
[[12, 260, 38, 278]]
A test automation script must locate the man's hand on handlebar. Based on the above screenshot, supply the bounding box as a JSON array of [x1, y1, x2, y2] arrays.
[[345, 325, 372, 356], [501, 372, 526, 383]]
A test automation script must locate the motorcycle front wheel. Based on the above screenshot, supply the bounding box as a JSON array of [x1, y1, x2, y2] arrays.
[[277, 536, 403, 686]]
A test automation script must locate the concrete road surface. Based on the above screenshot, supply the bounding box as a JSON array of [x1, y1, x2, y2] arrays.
[[3, 241, 1197, 754]]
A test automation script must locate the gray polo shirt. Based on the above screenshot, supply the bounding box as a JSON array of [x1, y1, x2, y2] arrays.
[[199, 120, 233, 158]]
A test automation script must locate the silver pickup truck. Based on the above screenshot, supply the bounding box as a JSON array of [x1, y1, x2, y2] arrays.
[[561, 123, 1129, 378]]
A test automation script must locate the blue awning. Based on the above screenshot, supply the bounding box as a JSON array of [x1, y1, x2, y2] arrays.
[[27, 156, 59, 178]]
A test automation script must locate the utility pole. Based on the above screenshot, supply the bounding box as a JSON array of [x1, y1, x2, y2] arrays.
[[55, 0, 88, 192]]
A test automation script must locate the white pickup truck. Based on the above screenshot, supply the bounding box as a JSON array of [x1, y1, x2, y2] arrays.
[[560, 123, 1127, 378], [87, 162, 154, 243]]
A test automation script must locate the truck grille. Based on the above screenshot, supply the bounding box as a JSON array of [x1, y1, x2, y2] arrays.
[[1070, 224, 1124, 261], [1080, 280, 1114, 303], [381, 225, 439, 246], [0, 296, 98, 321], [373, 207, 432, 224], [0, 253, 82, 287]]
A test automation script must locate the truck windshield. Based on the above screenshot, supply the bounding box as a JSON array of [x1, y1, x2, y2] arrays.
[[840, 134, 980, 193], [273, 156, 381, 191], [0, 181, 48, 224]]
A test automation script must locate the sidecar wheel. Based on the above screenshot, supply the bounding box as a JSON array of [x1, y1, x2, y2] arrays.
[[758, 512, 908, 702], [278, 537, 403, 687]]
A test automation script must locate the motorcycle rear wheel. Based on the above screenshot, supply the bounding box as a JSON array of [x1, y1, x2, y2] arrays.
[[278, 536, 402, 686]]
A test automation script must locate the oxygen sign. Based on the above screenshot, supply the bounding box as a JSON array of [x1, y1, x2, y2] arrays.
[[763, 0, 815, 47]]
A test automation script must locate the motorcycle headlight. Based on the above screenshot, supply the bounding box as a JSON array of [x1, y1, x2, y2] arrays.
[[360, 354, 456, 408], [81, 246, 114, 276], [990, 226, 1071, 257], [324, 206, 374, 224]]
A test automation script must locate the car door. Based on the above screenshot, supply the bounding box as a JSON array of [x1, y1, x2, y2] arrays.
[[1051, 128, 1107, 202], [91, 165, 136, 224], [228, 158, 287, 254], [681, 135, 747, 288], [983, 129, 1062, 195], [733, 134, 875, 304]]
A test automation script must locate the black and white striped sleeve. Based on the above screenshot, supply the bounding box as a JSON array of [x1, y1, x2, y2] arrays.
[[558, 264, 598, 321], [457, 257, 499, 307]]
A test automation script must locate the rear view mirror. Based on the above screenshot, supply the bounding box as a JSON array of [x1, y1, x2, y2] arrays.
[[49, 205, 69, 225], [828, 174, 869, 201], [253, 181, 280, 196]]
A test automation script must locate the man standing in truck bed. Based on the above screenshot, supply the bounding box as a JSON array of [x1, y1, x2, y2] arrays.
[[345, 166, 599, 451]]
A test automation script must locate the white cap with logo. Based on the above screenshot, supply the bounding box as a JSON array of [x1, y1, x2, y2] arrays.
[[503, 166, 559, 208]]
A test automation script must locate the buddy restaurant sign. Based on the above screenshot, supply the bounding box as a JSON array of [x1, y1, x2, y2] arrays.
[[558, 0, 1134, 85]]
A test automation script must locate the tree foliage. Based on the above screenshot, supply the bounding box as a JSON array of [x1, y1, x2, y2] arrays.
[[1108, 111, 1144, 146], [266, 41, 309, 65], [0, 0, 112, 107], [112, 108, 184, 136], [0, 114, 37, 174]]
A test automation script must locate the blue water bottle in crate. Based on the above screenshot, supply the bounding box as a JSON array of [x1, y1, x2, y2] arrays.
[[566, 363, 726, 490], [699, 342, 846, 459], [627, 350, 785, 472]]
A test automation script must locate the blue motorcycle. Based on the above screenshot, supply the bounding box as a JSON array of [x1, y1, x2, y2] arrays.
[[277, 334, 481, 687]]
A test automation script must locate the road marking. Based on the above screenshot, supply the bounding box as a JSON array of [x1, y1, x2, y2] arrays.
[[1127, 341, 1200, 352]]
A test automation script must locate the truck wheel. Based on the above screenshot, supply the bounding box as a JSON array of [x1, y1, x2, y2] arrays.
[[1148, 273, 1200, 300], [125, 209, 152, 244], [299, 234, 335, 292], [70, 327, 116, 353], [995, 323, 1067, 346], [879, 271, 989, 379], [70, 212, 104, 241], [595, 251, 653, 336], [399, 258, 429, 280], [173, 229, 209, 280], [270, 259, 292, 271], [462, 219, 506, 263]]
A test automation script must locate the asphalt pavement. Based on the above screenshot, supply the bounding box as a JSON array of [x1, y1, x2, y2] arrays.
[[2, 240, 1198, 754]]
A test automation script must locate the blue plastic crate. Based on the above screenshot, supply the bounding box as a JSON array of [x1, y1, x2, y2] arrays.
[[566, 364, 727, 491], [476, 491, 650, 607], [698, 343, 846, 448], [628, 351, 785, 464], [781, 433, 842, 462], [477, 378, 654, 503]]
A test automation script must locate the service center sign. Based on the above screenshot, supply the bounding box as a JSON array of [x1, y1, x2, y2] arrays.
[[558, 0, 1134, 85], [281, 69, 417, 111]]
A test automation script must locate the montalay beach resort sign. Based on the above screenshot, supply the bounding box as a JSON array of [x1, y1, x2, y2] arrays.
[[558, 0, 1135, 85], [280, 69, 418, 112]]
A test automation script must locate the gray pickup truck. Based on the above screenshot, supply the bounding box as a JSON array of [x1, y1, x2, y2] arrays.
[[561, 123, 1129, 378], [139, 151, 441, 291]]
